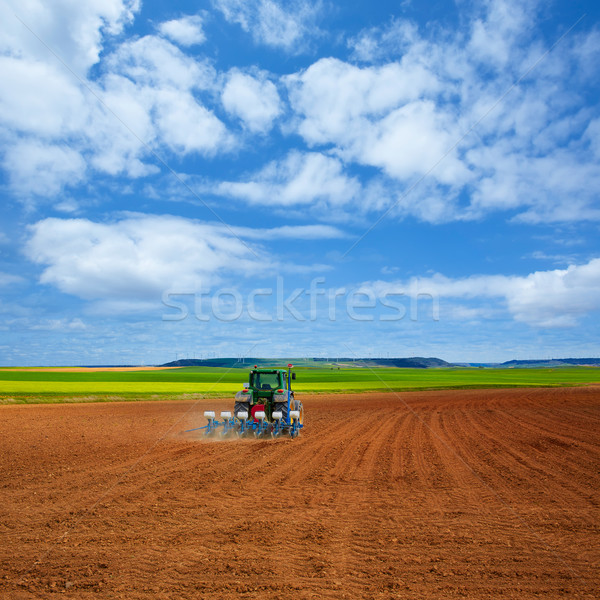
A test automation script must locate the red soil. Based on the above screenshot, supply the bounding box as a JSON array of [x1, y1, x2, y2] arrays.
[[0, 387, 598, 599]]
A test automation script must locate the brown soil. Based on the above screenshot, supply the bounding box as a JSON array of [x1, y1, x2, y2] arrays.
[[0, 388, 598, 599]]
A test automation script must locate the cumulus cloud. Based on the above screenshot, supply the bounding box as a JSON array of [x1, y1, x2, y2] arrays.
[[95, 36, 232, 163], [4, 140, 87, 197], [24, 215, 347, 309], [285, 0, 600, 224], [215, 151, 361, 209], [0, 0, 139, 75], [365, 258, 600, 327], [222, 70, 281, 132], [286, 58, 441, 145], [158, 15, 206, 46], [153, 88, 231, 155], [0, 56, 88, 138], [285, 57, 468, 194], [107, 35, 216, 90], [0, 26, 232, 197], [86, 73, 158, 177], [212, 0, 321, 51], [25, 215, 270, 303], [467, 0, 537, 70]]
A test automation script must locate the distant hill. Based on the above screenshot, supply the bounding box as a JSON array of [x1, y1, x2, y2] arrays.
[[500, 358, 600, 368], [161, 358, 284, 368], [160, 356, 600, 369], [161, 356, 453, 369], [330, 357, 452, 369]]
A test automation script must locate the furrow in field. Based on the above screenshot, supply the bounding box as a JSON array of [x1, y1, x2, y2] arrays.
[[502, 404, 600, 454], [464, 406, 596, 513], [494, 408, 600, 486]]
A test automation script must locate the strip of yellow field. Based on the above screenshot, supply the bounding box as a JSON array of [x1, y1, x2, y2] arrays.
[[0, 381, 238, 395]]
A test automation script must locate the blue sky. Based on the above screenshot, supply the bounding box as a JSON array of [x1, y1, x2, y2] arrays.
[[0, 0, 599, 365]]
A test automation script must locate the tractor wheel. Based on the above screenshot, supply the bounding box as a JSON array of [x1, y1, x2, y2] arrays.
[[273, 403, 285, 425], [274, 396, 302, 425], [295, 400, 304, 425], [234, 401, 249, 418], [274, 392, 295, 420]]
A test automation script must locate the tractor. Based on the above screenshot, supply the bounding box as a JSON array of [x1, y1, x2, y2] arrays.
[[188, 364, 304, 438]]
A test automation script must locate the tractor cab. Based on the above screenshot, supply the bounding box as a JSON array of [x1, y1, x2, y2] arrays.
[[250, 369, 283, 394]]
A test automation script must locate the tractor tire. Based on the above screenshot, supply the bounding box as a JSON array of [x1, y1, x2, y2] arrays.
[[273, 393, 295, 422], [274, 396, 303, 427], [234, 401, 249, 418], [273, 401, 287, 422]]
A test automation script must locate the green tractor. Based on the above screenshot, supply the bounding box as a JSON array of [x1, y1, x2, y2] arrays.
[[192, 364, 304, 438], [234, 365, 304, 427]]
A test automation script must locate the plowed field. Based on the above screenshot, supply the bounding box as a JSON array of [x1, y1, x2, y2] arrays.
[[1, 387, 599, 599]]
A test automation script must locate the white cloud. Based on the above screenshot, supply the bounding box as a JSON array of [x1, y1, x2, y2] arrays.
[[99, 36, 232, 158], [216, 151, 361, 208], [286, 57, 441, 146], [284, 1, 600, 224], [4, 140, 86, 197], [0, 29, 233, 196], [1, 0, 599, 227], [222, 70, 281, 133], [90, 37, 231, 168], [465, 143, 600, 223], [212, 0, 321, 51], [348, 20, 421, 64], [86, 74, 158, 177], [0, 0, 140, 75], [365, 258, 600, 328], [158, 15, 206, 46], [358, 101, 468, 185], [0, 56, 88, 138], [107, 35, 216, 90], [467, 0, 537, 69], [25, 215, 270, 303], [153, 88, 231, 155], [285, 57, 468, 188]]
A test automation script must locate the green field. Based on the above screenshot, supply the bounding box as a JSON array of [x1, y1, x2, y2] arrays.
[[0, 366, 598, 404]]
